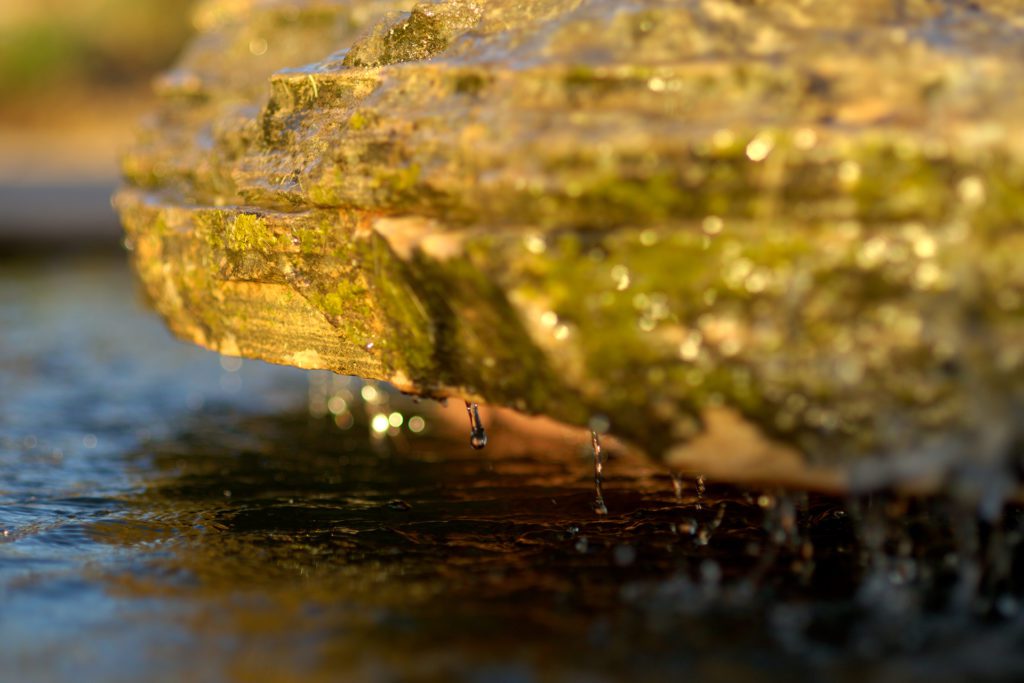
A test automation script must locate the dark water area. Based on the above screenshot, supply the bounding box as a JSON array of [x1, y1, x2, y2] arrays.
[[4, 254, 1024, 682]]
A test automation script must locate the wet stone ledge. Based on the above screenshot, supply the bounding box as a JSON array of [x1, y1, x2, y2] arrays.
[[116, 0, 1024, 499]]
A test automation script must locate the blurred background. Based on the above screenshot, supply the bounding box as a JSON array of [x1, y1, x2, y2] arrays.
[[0, 0, 192, 248]]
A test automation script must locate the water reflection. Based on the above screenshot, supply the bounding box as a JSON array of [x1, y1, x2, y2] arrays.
[[93, 406, 826, 682]]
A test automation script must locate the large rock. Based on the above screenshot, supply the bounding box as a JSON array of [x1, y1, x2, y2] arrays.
[[117, 0, 1024, 495]]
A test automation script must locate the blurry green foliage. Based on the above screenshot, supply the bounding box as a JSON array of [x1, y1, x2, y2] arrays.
[[0, 0, 194, 95]]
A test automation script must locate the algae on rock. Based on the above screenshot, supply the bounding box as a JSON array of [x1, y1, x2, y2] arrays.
[[117, 0, 1024, 494]]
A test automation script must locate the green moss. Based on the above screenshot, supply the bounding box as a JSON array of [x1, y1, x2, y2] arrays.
[[372, 162, 422, 204], [344, 8, 449, 68], [198, 210, 297, 254], [491, 219, 961, 450], [293, 223, 330, 254], [357, 233, 437, 382], [572, 170, 687, 224], [306, 167, 344, 207], [307, 272, 378, 341], [347, 110, 377, 130], [228, 213, 275, 251]]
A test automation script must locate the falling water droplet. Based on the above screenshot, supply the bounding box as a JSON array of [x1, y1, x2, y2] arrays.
[[465, 401, 487, 449], [670, 472, 685, 501], [592, 430, 608, 515]]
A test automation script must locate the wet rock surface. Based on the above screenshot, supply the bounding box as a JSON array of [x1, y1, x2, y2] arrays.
[[117, 0, 1024, 492]]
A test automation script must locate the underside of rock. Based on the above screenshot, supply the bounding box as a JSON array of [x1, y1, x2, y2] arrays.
[[116, 0, 1024, 496]]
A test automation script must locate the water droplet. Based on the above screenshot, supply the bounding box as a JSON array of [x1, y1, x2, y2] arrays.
[[677, 517, 697, 535], [670, 472, 684, 501], [592, 430, 608, 515], [465, 402, 487, 449]]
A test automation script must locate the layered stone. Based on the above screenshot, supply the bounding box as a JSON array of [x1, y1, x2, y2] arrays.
[[118, 0, 1024, 492]]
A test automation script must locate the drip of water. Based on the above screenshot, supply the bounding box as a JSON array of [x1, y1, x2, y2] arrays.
[[696, 504, 727, 547], [464, 401, 487, 450], [592, 430, 608, 515], [696, 474, 706, 510], [670, 472, 684, 501]]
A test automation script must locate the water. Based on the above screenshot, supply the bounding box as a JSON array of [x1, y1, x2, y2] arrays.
[[4, 254, 1024, 682], [464, 401, 487, 450], [670, 472, 685, 501], [592, 430, 608, 515]]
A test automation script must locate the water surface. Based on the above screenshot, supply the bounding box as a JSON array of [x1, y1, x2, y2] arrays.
[[3, 255, 1024, 682]]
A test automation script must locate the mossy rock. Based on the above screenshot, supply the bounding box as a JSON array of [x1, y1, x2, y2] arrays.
[[117, 0, 1024, 498]]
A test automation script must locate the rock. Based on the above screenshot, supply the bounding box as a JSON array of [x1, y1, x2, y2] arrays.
[[116, 0, 1024, 495]]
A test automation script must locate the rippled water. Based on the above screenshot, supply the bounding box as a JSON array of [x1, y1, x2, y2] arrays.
[[3, 254, 1024, 682]]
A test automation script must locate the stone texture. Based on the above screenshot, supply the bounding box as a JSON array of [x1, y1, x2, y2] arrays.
[[117, 0, 1024, 493]]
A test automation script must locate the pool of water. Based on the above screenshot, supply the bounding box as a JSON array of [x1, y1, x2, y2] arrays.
[[3, 253, 1024, 682]]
